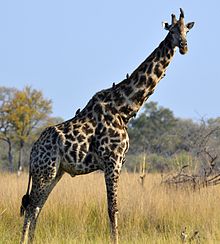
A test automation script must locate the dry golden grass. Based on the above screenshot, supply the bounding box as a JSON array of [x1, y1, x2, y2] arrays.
[[1, 172, 220, 243]]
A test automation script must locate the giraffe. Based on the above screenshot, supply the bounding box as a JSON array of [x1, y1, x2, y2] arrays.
[[20, 8, 194, 244]]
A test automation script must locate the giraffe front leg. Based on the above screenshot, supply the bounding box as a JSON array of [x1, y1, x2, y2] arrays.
[[104, 168, 121, 244]]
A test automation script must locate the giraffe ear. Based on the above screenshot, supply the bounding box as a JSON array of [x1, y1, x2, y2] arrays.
[[186, 22, 195, 30], [162, 22, 170, 30]]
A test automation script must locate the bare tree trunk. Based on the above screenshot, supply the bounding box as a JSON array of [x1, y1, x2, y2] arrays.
[[17, 140, 24, 176], [7, 139, 13, 172], [0, 137, 14, 172]]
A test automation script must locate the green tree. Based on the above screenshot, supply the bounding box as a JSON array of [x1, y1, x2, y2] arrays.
[[128, 101, 177, 154], [5, 86, 52, 173]]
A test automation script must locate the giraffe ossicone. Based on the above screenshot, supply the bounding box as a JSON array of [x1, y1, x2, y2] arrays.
[[20, 8, 194, 244]]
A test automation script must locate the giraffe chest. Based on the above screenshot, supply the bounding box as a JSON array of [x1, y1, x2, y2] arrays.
[[61, 123, 94, 162], [58, 120, 102, 175], [94, 123, 129, 164]]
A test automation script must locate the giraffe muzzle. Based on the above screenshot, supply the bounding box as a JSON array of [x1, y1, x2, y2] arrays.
[[179, 41, 188, 54]]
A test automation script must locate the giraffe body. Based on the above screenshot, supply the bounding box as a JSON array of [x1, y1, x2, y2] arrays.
[[20, 9, 194, 244]]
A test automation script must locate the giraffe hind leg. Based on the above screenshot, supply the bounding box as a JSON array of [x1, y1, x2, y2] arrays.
[[20, 168, 64, 244], [20, 204, 40, 244]]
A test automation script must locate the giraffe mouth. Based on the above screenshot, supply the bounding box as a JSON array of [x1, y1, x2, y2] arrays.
[[179, 47, 188, 55], [179, 41, 188, 55]]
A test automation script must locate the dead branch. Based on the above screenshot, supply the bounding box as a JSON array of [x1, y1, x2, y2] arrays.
[[162, 120, 220, 190], [162, 152, 218, 190], [0, 209, 7, 217]]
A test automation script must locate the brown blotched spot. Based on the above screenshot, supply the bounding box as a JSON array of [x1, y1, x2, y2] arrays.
[[63, 125, 70, 134], [124, 86, 133, 97], [101, 137, 109, 145], [104, 114, 113, 122], [131, 90, 145, 104], [154, 64, 163, 78], [73, 124, 81, 130], [66, 133, 74, 141], [139, 64, 147, 73], [70, 150, 77, 162], [147, 77, 156, 89], [73, 130, 80, 137], [146, 53, 154, 63], [119, 106, 133, 116], [80, 143, 87, 153], [82, 124, 93, 134], [170, 49, 174, 56], [78, 150, 84, 161], [161, 59, 169, 68], [137, 75, 146, 88], [110, 138, 121, 144], [93, 104, 103, 114], [84, 154, 92, 166], [64, 140, 71, 152], [117, 94, 125, 104], [132, 72, 139, 83], [161, 46, 166, 57], [108, 127, 116, 137], [77, 134, 86, 143], [147, 63, 153, 74], [117, 146, 124, 154], [45, 144, 52, 150], [155, 50, 161, 62]]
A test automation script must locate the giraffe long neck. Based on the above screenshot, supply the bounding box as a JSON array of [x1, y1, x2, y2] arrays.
[[112, 33, 176, 123]]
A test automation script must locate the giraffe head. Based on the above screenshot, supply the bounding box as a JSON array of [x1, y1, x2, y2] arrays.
[[163, 8, 194, 54]]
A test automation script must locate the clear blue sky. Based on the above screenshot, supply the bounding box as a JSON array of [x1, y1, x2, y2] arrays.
[[0, 1, 219, 120]]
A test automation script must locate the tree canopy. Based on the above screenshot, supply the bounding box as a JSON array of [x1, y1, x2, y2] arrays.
[[0, 86, 54, 172], [128, 102, 177, 154], [6, 86, 52, 142]]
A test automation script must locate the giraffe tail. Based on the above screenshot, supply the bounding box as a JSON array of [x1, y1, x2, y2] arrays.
[[20, 171, 32, 217]]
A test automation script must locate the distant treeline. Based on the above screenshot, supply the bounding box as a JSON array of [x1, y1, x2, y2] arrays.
[[0, 86, 219, 173], [127, 102, 220, 173]]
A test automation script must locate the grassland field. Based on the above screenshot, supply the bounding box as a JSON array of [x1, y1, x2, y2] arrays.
[[1, 172, 220, 243]]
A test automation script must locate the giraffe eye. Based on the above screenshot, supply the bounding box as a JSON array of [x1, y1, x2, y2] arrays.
[[179, 40, 187, 47]]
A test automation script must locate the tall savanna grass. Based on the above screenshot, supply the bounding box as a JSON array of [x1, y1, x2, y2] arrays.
[[1, 172, 220, 243]]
